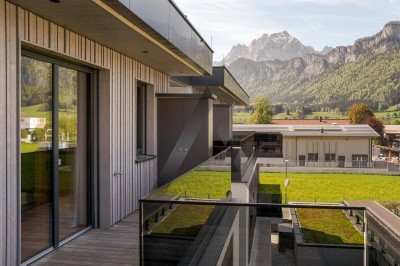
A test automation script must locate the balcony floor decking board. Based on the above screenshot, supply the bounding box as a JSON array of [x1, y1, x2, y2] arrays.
[[32, 211, 139, 266]]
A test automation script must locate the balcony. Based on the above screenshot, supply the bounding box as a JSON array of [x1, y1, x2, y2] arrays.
[[9, 0, 213, 76], [33, 137, 400, 266], [119, 0, 213, 75]]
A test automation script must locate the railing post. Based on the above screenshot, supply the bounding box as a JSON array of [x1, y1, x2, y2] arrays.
[[363, 209, 368, 266], [231, 147, 242, 181], [139, 200, 144, 266]]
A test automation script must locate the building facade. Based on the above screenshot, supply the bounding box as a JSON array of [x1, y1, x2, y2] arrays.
[[233, 124, 379, 167], [0, 0, 245, 264]]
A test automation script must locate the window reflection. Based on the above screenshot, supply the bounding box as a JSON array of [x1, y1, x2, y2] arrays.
[[20, 56, 53, 262]]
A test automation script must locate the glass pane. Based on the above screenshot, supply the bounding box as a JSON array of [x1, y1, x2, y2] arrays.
[[20, 56, 53, 262], [58, 67, 89, 241]]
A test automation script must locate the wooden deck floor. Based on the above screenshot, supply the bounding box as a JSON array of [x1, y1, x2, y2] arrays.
[[32, 211, 139, 266]]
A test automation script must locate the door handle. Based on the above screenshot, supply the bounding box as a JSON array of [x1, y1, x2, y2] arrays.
[[113, 171, 122, 176]]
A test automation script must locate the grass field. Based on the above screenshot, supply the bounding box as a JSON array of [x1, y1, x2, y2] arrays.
[[21, 142, 39, 153], [151, 205, 214, 237], [160, 170, 231, 199], [21, 104, 77, 120], [259, 173, 400, 203], [297, 209, 364, 245]]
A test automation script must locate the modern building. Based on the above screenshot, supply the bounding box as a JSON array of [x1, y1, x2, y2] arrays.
[[0, 1, 250, 265], [233, 124, 379, 167]]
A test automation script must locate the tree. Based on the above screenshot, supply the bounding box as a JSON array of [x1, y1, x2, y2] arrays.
[[365, 116, 384, 142], [348, 103, 374, 124], [248, 96, 272, 124]]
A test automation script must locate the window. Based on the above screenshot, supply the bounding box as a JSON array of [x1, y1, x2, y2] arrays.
[[137, 82, 146, 156], [20, 52, 92, 262], [308, 153, 318, 162], [325, 153, 336, 161]]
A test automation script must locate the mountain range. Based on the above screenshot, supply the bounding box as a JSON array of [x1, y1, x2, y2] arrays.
[[218, 31, 332, 66], [222, 21, 400, 112]]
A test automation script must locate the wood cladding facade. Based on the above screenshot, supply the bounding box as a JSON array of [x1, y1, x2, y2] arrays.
[[0, 1, 167, 264]]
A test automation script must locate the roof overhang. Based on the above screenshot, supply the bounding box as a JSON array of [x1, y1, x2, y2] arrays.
[[9, 0, 212, 76], [173, 66, 250, 106]]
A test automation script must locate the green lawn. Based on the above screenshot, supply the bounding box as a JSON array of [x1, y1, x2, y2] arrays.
[[21, 142, 39, 153], [161, 170, 231, 199], [297, 208, 364, 245], [21, 104, 77, 120], [260, 173, 400, 203], [151, 204, 214, 237]]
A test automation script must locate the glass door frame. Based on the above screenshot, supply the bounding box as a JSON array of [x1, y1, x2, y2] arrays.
[[20, 49, 97, 264]]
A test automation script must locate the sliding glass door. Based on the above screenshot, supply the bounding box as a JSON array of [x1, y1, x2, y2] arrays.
[[20, 53, 92, 262]]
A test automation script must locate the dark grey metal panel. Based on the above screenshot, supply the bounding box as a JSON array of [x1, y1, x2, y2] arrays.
[[174, 67, 250, 106], [169, 5, 192, 57], [213, 105, 232, 146], [124, 0, 213, 74], [126, 0, 170, 38], [157, 94, 213, 186]]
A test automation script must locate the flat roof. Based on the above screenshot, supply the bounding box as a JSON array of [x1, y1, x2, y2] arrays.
[[272, 119, 351, 125], [233, 124, 379, 137]]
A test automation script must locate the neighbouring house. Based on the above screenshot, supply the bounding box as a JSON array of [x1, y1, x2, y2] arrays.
[[383, 125, 400, 148], [0, 1, 250, 265], [233, 124, 379, 167]]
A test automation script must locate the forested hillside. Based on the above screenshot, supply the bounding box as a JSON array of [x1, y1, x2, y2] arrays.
[[227, 21, 400, 111], [275, 48, 400, 112]]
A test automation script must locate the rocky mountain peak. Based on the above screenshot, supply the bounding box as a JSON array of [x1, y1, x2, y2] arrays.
[[218, 31, 316, 66]]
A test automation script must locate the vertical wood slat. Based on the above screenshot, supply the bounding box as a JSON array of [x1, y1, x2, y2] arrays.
[[17, 7, 24, 41], [36, 16, 44, 46], [6, 2, 19, 264], [49, 22, 57, 50], [42, 19, 49, 48], [28, 11, 36, 43], [0, 1, 7, 264], [57, 25, 64, 53]]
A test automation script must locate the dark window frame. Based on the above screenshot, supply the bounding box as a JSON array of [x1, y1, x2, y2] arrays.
[[325, 153, 336, 162], [136, 82, 147, 156], [307, 153, 318, 162]]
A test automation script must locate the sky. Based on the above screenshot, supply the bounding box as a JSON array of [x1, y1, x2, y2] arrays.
[[173, 0, 400, 61]]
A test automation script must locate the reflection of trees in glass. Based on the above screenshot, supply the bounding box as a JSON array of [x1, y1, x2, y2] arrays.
[[59, 116, 77, 141], [21, 57, 52, 110], [59, 67, 77, 111], [21, 58, 78, 111]]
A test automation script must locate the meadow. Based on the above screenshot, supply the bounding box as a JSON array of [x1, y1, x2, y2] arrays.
[[297, 209, 364, 245], [259, 172, 400, 203], [160, 170, 231, 199]]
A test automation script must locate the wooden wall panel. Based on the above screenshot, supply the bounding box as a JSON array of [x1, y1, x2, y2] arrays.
[[1, 4, 166, 262], [0, 2, 7, 265], [1, 1, 20, 264]]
